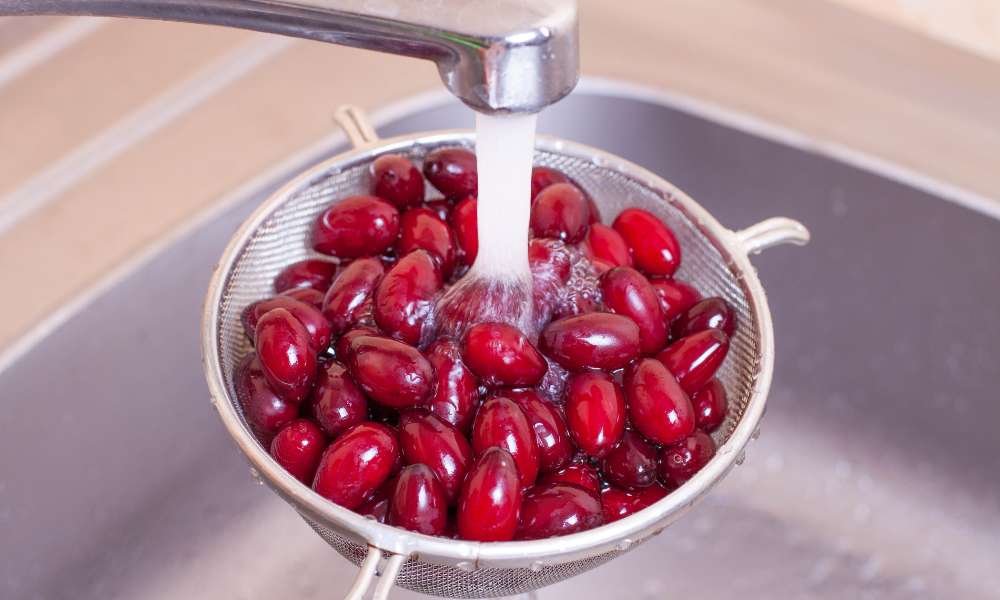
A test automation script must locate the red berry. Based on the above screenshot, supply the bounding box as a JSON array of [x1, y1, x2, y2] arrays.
[[313, 423, 400, 509], [564, 372, 626, 458], [472, 396, 540, 487], [613, 208, 681, 276], [424, 147, 477, 198], [389, 464, 449, 535], [692, 379, 728, 433], [373, 250, 442, 346], [658, 431, 716, 487], [273, 259, 338, 293], [456, 447, 521, 541], [656, 329, 730, 394], [235, 354, 299, 445], [507, 389, 573, 473], [528, 238, 572, 283], [281, 286, 325, 309], [322, 257, 384, 335], [305, 361, 367, 438], [601, 484, 669, 523], [584, 223, 632, 268], [450, 196, 478, 267], [462, 322, 547, 387], [530, 166, 571, 201], [530, 183, 590, 243], [356, 478, 393, 523], [255, 308, 317, 403], [244, 295, 332, 352], [424, 198, 451, 222], [623, 358, 695, 445], [270, 419, 327, 484], [538, 461, 601, 496], [671, 297, 736, 338], [371, 154, 424, 209], [312, 195, 400, 259], [398, 409, 473, 504], [346, 336, 434, 409], [397, 207, 457, 279], [425, 338, 480, 432], [515, 483, 603, 540], [600, 267, 667, 355], [540, 313, 640, 371], [601, 430, 658, 489], [649, 278, 701, 322], [333, 326, 378, 362]]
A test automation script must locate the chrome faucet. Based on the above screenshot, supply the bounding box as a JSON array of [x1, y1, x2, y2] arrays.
[[0, 0, 579, 114]]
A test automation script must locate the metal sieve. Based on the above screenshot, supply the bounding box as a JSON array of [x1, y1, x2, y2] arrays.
[[201, 106, 809, 600]]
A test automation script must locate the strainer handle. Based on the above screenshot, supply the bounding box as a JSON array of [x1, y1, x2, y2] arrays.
[[344, 545, 406, 600], [734, 217, 810, 255]]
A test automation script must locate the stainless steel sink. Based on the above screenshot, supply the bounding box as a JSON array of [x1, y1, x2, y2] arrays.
[[2, 83, 998, 600]]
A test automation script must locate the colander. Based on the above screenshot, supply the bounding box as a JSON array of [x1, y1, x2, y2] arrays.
[[201, 105, 810, 599]]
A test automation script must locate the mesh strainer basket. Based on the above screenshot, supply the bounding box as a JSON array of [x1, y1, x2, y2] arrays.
[[202, 106, 809, 599]]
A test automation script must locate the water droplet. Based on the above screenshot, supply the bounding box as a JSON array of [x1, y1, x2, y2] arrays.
[[529, 561, 543, 572], [249, 467, 264, 485]]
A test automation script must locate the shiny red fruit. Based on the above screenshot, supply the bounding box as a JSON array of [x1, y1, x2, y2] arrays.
[[346, 336, 434, 408], [623, 358, 695, 445], [530, 182, 590, 243], [456, 447, 521, 541], [515, 483, 603, 540], [333, 326, 378, 362], [540, 313, 641, 371], [255, 308, 316, 403], [538, 461, 601, 496], [373, 250, 443, 346], [322, 257, 384, 334], [273, 259, 339, 293], [528, 237, 572, 283], [424, 198, 451, 222], [601, 430, 658, 489], [313, 423, 400, 509], [612, 208, 681, 276], [356, 478, 393, 523], [398, 409, 473, 504], [658, 430, 716, 487], [312, 195, 400, 259], [649, 278, 701, 322], [472, 396, 540, 487], [507, 389, 573, 473], [656, 329, 730, 394], [671, 297, 736, 338], [601, 484, 669, 523], [389, 464, 449, 535], [584, 223, 632, 268], [244, 295, 332, 352], [372, 153, 424, 209], [600, 267, 667, 355], [450, 196, 478, 267], [564, 372, 626, 458], [530, 166, 571, 200], [462, 323, 547, 387], [270, 419, 327, 484], [397, 207, 458, 279], [235, 354, 299, 445], [692, 379, 728, 433], [305, 361, 367, 438], [425, 339, 479, 432], [423, 147, 477, 198], [281, 286, 325, 309]]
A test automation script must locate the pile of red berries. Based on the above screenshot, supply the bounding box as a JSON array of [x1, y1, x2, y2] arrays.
[[236, 147, 734, 541]]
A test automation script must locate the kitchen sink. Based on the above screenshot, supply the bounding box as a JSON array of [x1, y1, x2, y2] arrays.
[[1, 82, 998, 600]]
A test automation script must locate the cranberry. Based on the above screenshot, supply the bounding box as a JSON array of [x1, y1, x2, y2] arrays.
[[373, 250, 443, 346], [273, 259, 338, 293], [656, 329, 730, 394], [612, 208, 681, 276], [538, 461, 601, 496], [371, 153, 424, 209], [333, 326, 378, 362], [601, 484, 669, 523], [658, 431, 716, 487], [472, 396, 540, 487], [346, 336, 434, 408], [516, 483, 603, 540], [235, 354, 299, 445], [530, 183, 590, 243], [270, 419, 327, 484], [313, 422, 400, 509], [244, 296, 332, 352], [425, 338, 479, 432], [462, 323, 547, 387], [305, 361, 367, 438], [356, 478, 393, 523], [602, 430, 658, 489], [450, 196, 478, 267], [692, 379, 727, 433], [424, 198, 451, 222], [389, 464, 449, 535], [530, 166, 571, 200], [397, 207, 458, 279], [623, 358, 695, 445], [671, 297, 736, 338], [540, 313, 641, 371], [507, 389, 573, 473], [528, 238, 572, 283], [322, 257, 384, 334], [649, 278, 701, 321], [564, 372, 626, 458], [398, 409, 473, 504], [584, 223, 632, 268], [423, 147, 477, 198], [255, 308, 316, 403], [456, 447, 521, 541], [600, 267, 667, 355], [312, 195, 400, 259], [281, 286, 325, 309]]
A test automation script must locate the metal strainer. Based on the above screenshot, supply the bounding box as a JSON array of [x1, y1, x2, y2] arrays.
[[201, 106, 810, 599]]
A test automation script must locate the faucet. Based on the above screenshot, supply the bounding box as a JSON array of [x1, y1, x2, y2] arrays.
[[0, 0, 578, 114]]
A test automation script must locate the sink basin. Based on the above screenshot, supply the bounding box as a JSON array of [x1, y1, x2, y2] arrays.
[[1, 81, 998, 600]]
